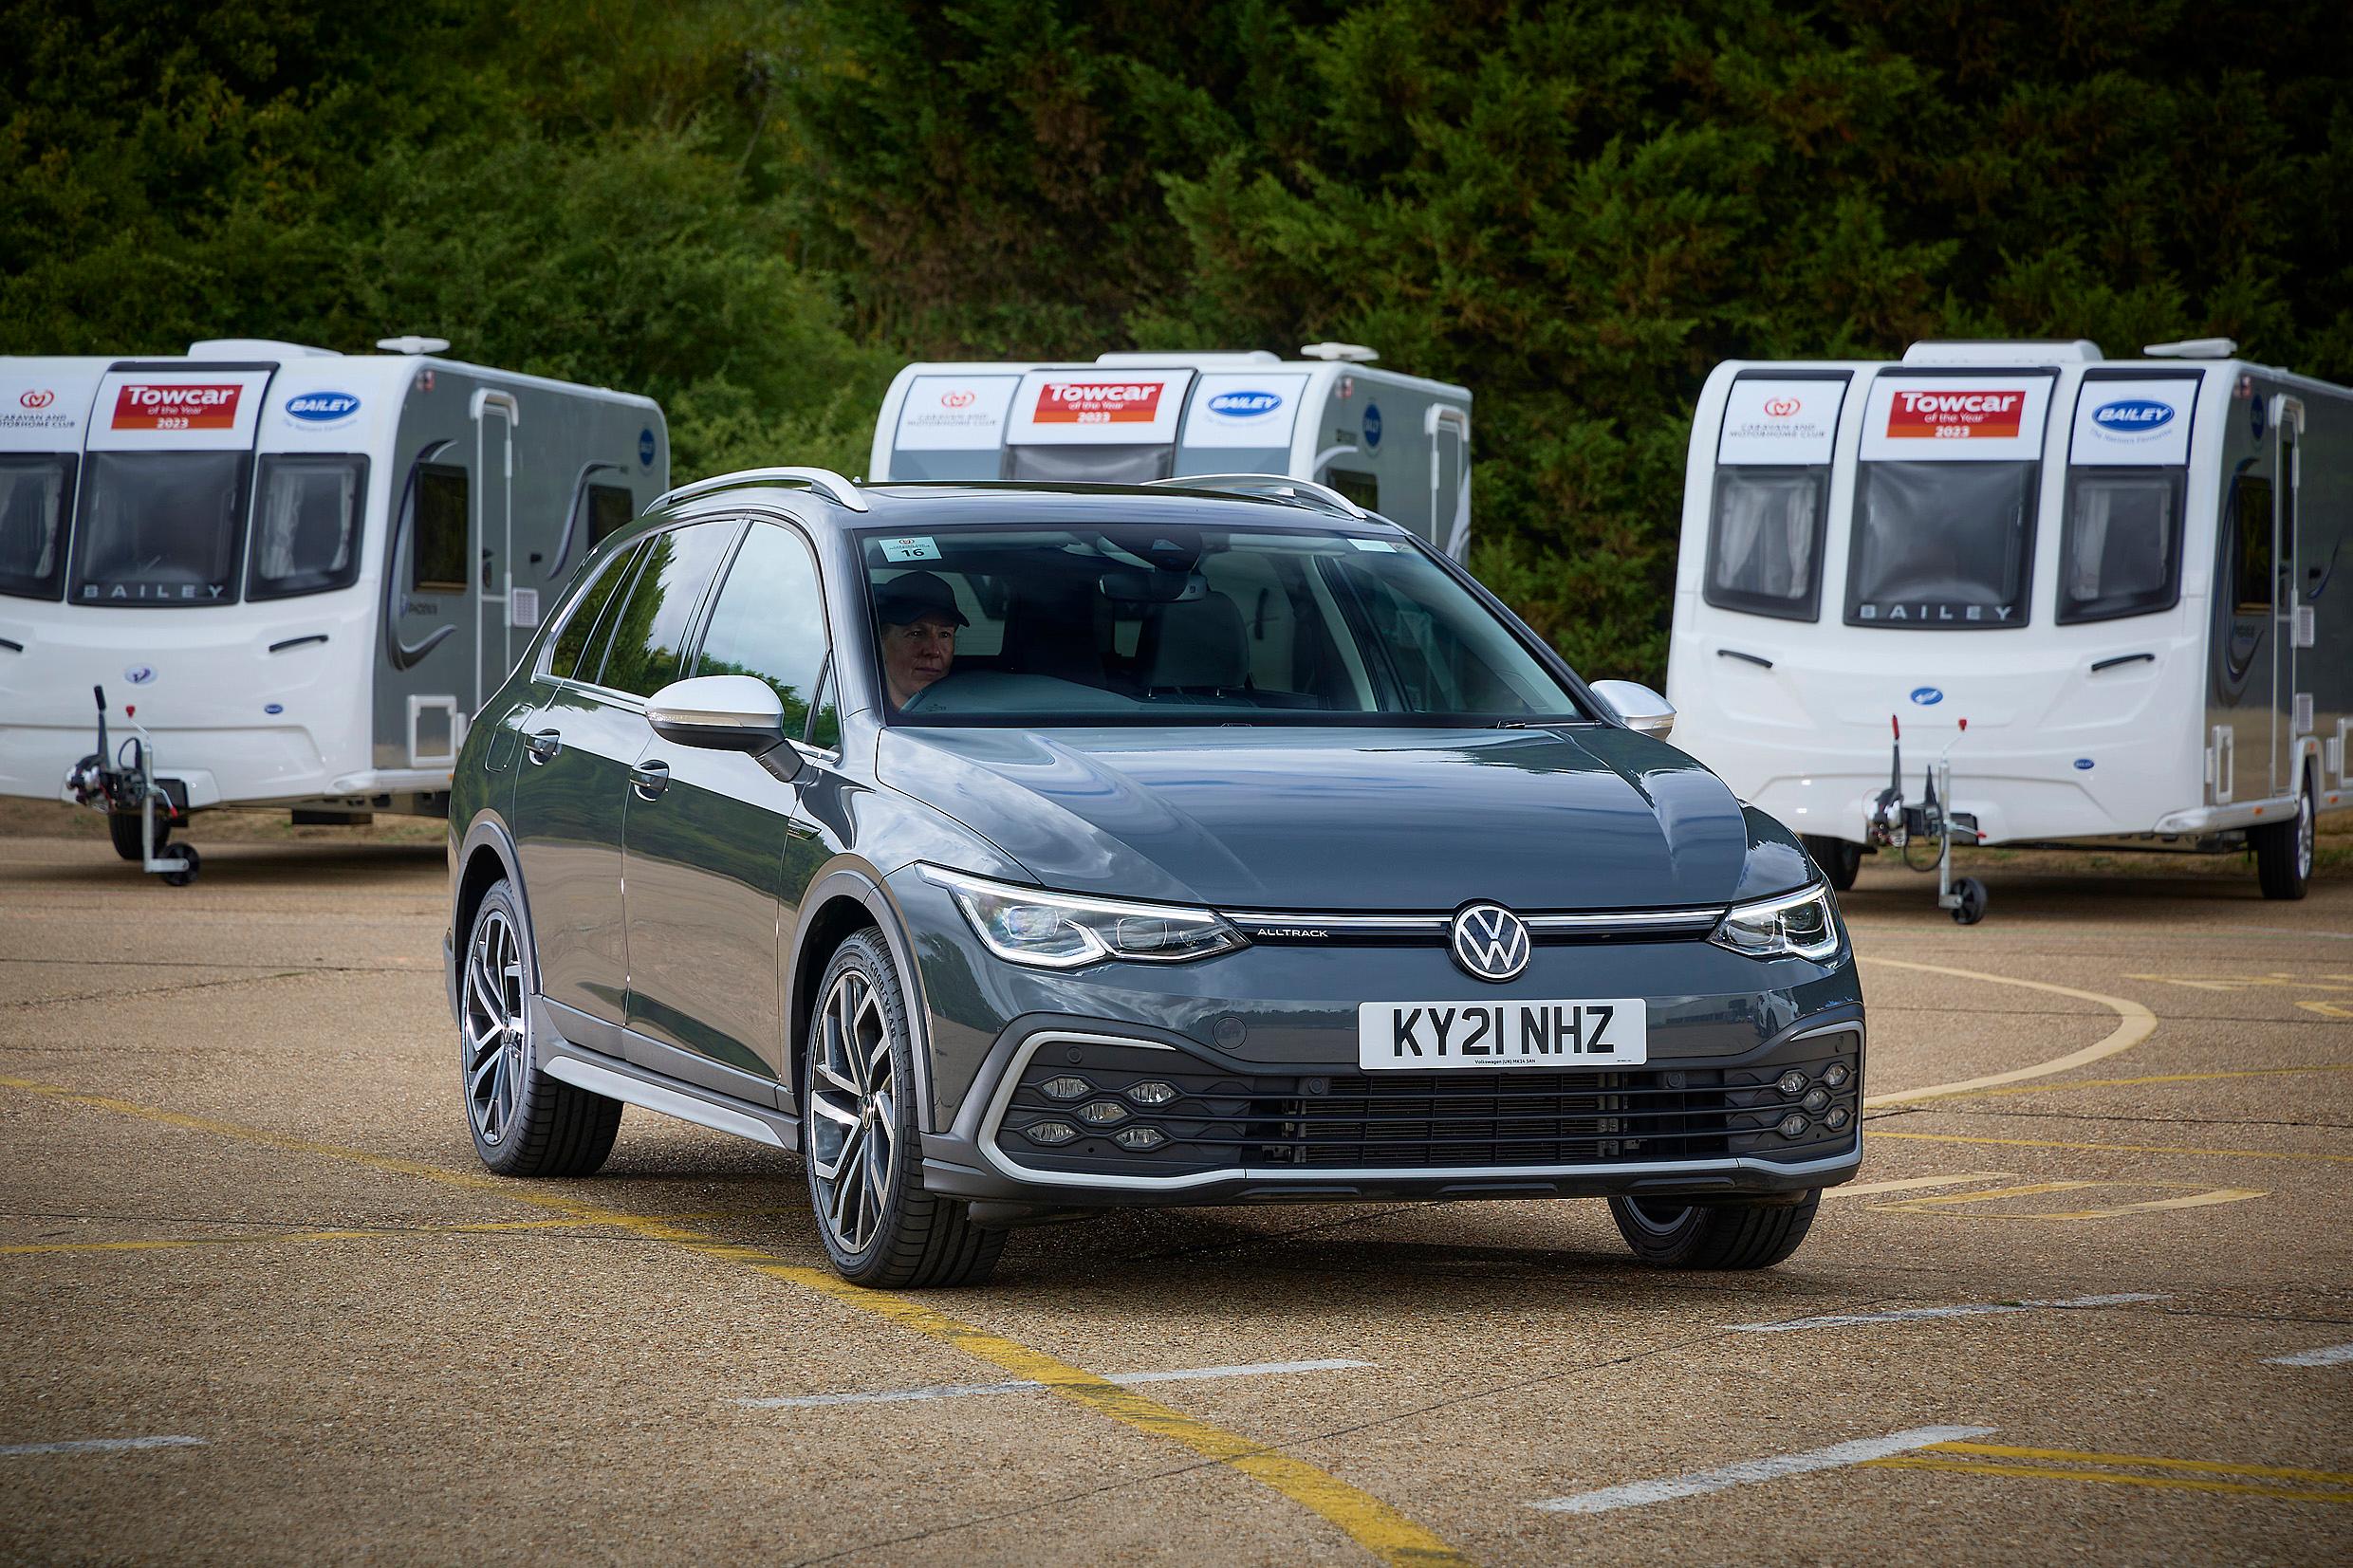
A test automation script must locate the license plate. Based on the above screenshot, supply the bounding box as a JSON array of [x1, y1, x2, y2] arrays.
[[1357, 998, 1648, 1071]]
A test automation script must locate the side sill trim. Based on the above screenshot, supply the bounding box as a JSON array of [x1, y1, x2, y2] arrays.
[[541, 1041, 796, 1152]]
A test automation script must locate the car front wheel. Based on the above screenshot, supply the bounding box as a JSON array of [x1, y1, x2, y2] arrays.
[[460, 878, 621, 1177], [1608, 1191, 1821, 1269], [803, 929, 1004, 1288]]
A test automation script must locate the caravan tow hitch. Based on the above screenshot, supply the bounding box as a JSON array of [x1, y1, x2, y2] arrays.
[[65, 686, 199, 886]]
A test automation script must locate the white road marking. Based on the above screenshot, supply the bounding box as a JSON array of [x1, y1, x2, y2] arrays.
[[1732, 1293, 2166, 1333], [0, 1436, 206, 1457], [1531, 1425, 1994, 1514], [2264, 1342, 2353, 1367], [737, 1356, 1372, 1410]]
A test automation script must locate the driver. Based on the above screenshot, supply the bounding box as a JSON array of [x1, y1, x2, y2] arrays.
[[876, 570, 967, 709]]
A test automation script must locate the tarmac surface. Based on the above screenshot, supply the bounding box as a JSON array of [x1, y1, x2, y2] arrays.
[[1, 819, 2347, 1564]]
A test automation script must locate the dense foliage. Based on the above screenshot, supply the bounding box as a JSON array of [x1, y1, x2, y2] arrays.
[[7, 0, 2346, 675]]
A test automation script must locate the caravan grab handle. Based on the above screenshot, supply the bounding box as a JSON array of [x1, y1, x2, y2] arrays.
[[2089, 653, 2156, 673]]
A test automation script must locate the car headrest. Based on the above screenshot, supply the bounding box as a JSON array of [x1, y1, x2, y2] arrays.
[[1139, 591, 1248, 691]]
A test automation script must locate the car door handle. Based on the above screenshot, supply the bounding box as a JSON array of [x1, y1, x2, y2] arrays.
[[631, 761, 671, 801], [526, 729, 562, 765]]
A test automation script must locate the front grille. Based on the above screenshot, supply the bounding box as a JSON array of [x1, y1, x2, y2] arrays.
[[995, 1037, 1862, 1179]]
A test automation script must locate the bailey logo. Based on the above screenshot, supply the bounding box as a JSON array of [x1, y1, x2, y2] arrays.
[[1450, 903, 1530, 983], [286, 391, 360, 423], [1207, 389, 1283, 416], [1762, 397, 1802, 417], [2092, 398, 2175, 436], [123, 664, 156, 685], [18, 389, 53, 410]]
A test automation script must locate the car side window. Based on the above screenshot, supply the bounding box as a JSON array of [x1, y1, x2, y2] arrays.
[[695, 522, 829, 739], [596, 522, 739, 697], [548, 541, 646, 682]]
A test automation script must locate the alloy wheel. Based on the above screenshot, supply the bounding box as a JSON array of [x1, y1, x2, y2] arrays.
[[463, 908, 527, 1147], [809, 968, 898, 1255]]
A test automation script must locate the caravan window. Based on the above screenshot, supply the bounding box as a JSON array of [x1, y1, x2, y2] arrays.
[[2229, 475, 2275, 615], [249, 455, 367, 600], [71, 451, 251, 607], [2058, 470, 2182, 623], [0, 454, 74, 600], [1846, 461, 2037, 628], [587, 483, 635, 545], [411, 464, 469, 594], [1705, 467, 1827, 620], [1002, 445, 1174, 484]]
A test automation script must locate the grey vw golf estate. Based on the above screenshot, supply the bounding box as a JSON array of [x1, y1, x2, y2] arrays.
[[445, 469, 1863, 1287]]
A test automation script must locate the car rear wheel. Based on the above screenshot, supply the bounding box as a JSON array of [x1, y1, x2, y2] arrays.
[[804, 929, 1004, 1288], [1608, 1191, 1821, 1269], [460, 879, 621, 1177]]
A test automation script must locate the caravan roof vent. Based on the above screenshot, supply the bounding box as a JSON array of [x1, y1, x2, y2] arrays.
[[377, 335, 452, 356], [188, 338, 341, 360], [2143, 337, 2238, 360], [1902, 340, 2103, 366], [1300, 342, 1380, 363], [1093, 350, 1280, 367]]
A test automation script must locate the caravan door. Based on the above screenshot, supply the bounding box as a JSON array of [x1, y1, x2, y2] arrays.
[[474, 390, 518, 709], [2278, 398, 2308, 796], [2212, 409, 2282, 804]]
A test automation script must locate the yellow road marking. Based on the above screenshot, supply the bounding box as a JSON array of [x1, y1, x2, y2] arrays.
[[0, 1208, 789, 1257], [1857, 959, 2156, 1107], [1926, 1063, 2353, 1101], [1823, 1171, 2015, 1199], [1921, 1442, 2353, 1485], [2124, 972, 2353, 995], [0, 1074, 1470, 1568], [2296, 1001, 2353, 1019], [1864, 1455, 2352, 1503], [1870, 1130, 2353, 1165], [1868, 1180, 2266, 1221]]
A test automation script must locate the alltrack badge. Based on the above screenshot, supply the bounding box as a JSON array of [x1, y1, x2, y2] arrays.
[[1450, 903, 1529, 982]]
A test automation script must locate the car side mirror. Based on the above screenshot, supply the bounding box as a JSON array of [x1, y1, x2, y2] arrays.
[[1589, 679, 1676, 739], [645, 674, 794, 763]]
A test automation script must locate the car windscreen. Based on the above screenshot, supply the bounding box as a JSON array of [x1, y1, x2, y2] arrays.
[[70, 450, 253, 607], [0, 453, 76, 600], [857, 524, 1587, 726], [1845, 460, 2037, 628], [248, 454, 367, 600]]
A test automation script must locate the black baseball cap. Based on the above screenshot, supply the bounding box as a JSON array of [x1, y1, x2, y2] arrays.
[[875, 570, 969, 627]]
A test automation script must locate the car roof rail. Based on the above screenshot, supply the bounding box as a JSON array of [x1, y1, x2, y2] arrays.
[[651, 467, 870, 514], [1144, 472, 1368, 522]]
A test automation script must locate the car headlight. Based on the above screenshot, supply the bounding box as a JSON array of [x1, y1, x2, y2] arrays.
[[921, 866, 1248, 968], [1709, 882, 1842, 962]]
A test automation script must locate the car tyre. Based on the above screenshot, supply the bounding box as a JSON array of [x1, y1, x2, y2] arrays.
[[108, 813, 146, 861], [460, 878, 621, 1177], [803, 929, 1004, 1288], [1803, 835, 1862, 893], [2254, 767, 2315, 901], [1608, 1191, 1821, 1269]]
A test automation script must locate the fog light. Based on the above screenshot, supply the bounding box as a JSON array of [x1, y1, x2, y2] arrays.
[[1078, 1100, 1129, 1126], [1025, 1120, 1078, 1146], [1125, 1080, 1178, 1106], [1777, 1112, 1810, 1138], [1823, 1061, 1851, 1088], [1825, 1105, 1851, 1131], [1775, 1069, 1809, 1097], [1802, 1087, 1830, 1114], [1041, 1075, 1091, 1101], [1113, 1125, 1165, 1151]]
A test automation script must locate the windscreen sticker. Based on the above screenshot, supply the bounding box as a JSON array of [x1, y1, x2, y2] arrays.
[[1716, 377, 1846, 466], [1346, 537, 1400, 552], [895, 375, 1019, 452], [1006, 369, 1190, 445], [1182, 372, 1309, 450], [1859, 375, 2052, 463], [114, 383, 243, 431], [2068, 377, 2197, 467], [879, 535, 941, 563]]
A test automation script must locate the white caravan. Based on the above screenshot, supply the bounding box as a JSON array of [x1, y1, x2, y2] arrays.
[[868, 346, 1474, 557], [0, 339, 667, 880], [1664, 338, 2353, 915]]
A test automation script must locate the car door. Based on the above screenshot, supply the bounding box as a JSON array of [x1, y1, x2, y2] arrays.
[[510, 521, 737, 1024], [622, 518, 832, 1098]]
